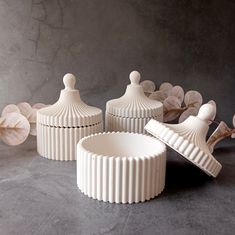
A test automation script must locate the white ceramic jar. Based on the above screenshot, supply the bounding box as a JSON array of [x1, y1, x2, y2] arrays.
[[37, 73, 103, 161], [105, 71, 163, 134], [77, 132, 166, 203]]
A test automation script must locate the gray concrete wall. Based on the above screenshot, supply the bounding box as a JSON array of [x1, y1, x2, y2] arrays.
[[0, 0, 234, 124]]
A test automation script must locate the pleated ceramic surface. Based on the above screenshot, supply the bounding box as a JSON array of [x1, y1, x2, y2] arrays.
[[37, 73, 103, 161], [105, 71, 163, 134], [145, 104, 222, 177], [77, 132, 166, 203]]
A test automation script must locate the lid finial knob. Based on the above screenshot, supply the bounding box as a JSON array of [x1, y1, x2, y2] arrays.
[[129, 71, 141, 85], [63, 73, 76, 90], [197, 103, 215, 122]]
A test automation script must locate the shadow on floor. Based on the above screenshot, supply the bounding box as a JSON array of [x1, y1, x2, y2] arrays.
[[163, 143, 235, 196], [213, 145, 235, 155], [161, 147, 214, 196], [164, 159, 211, 193]]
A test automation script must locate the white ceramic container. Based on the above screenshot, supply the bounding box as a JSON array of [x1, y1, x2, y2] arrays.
[[77, 132, 166, 203], [105, 71, 163, 134], [37, 73, 103, 161], [145, 104, 222, 177]]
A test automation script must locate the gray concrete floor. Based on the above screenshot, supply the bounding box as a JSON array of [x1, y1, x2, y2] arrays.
[[0, 136, 234, 235]]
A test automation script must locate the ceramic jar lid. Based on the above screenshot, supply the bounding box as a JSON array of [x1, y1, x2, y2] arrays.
[[145, 104, 222, 177], [106, 71, 163, 118], [38, 73, 102, 127]]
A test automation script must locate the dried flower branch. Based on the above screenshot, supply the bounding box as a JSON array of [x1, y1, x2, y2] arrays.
[[141, 80, 234, 152], [0, 112, 30, 146], [207, 116, 235, 153], [140, 81, 208, 123], [140, 80, 156, 96], [0, 102, 49, 145]]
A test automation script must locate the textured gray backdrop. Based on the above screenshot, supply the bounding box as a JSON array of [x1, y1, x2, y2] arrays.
[[0, 0, 234, 125]]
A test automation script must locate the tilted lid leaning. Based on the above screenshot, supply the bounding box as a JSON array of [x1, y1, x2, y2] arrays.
[[144, 104, 222, 177], [38, 73, 102, 127], [106, 71, 163, 118]]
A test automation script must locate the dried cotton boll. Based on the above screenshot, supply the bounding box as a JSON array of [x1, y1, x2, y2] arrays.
[[0, 112, 30, 146], [163, 96, 182, 122], [140, 80, 156, 96], [1, 102, 49, 141], [17, 102, 49, 136], [1, 104, 20, 117], [159, 82, 173, 96], [0, 102, 54, 145], [149, 91, 167, 103], [184, 90, 203, 109], [164, 96, 181, 111], [17, 102, 32, 119], [169, 86, 184, 104]]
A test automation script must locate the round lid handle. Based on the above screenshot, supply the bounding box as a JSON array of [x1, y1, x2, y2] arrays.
[[197, 103, 215, 121], [129, 71, 141, 85], [63, 73, 76, 90]]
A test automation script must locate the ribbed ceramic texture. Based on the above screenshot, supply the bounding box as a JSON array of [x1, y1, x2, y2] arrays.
[[105, 71, 163, 133], [77, 132, 166, 203], [105, 112, 163, 134], [38, 103, 102, 127], [106, 71, 163, 119], [106, 96, 163, 118], [37, 73, 102, 128], [37, 122, 103, 161], [145, 119, 222, 177]]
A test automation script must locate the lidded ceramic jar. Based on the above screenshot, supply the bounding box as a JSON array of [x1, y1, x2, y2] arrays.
[[37, 73, 103, 161], [105, 71, 163, 133]]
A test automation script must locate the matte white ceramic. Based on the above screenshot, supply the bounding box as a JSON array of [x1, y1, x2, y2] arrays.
[[37, 73, 103, 161], [105, 113, 155, 133], [145, 104, 222, 177], [77, 132, 166, 203], [105, 71, 163, 134]]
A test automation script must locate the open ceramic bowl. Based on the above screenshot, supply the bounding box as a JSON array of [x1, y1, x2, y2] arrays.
[[77, 132, 166, 203]]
